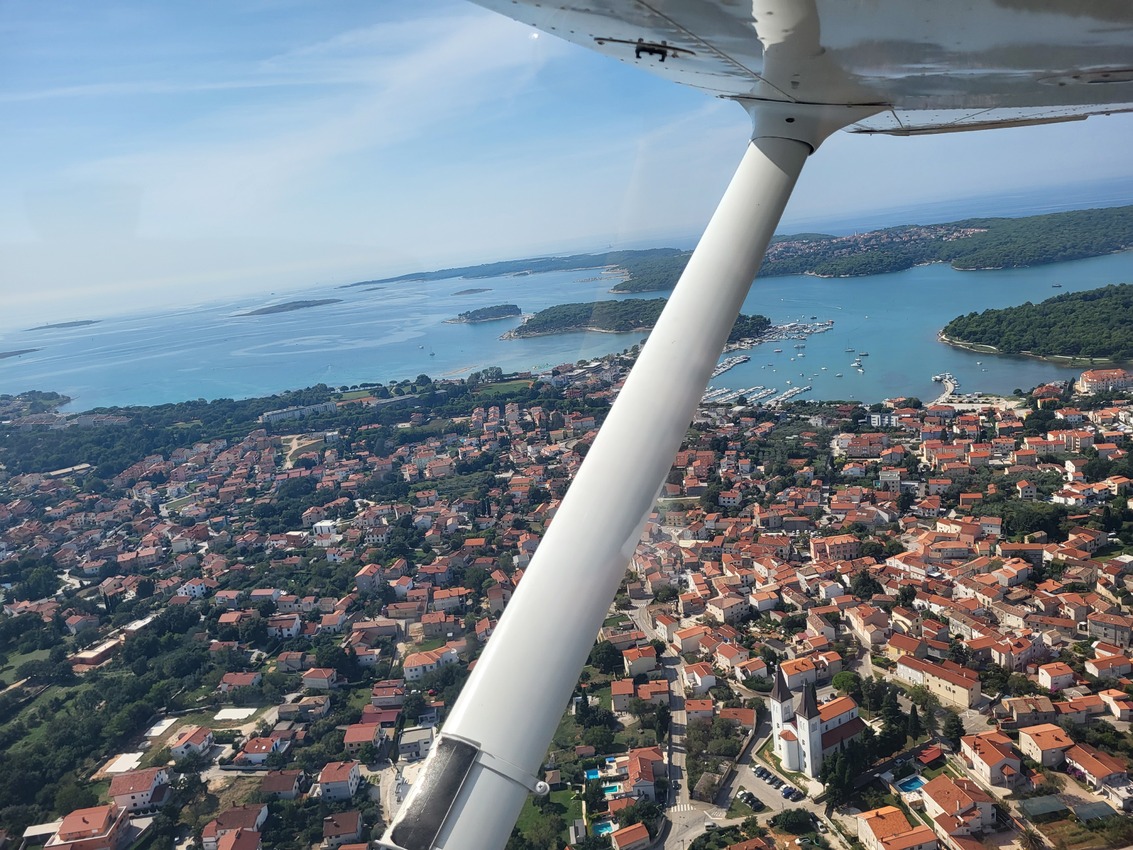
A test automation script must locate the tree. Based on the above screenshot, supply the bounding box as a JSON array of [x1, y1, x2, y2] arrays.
[[402, 690, 426, 722], [773, 808, 815, 835], [942, 711, 965, 750], [832, 671, 863, 703], [850, 570, 882, 601], [1020, 827, 1047, 850], [907, 705, 923, 741], [947, 639, 971, 667], [526, 813, 565, 849], [583, 779, 604, 812], [896, 584, 917, 608], [589, 640, 621, 674]]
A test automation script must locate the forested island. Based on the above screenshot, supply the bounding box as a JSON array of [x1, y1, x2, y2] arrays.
[[452, 287, 492, 296], [446, 304, 522, 323], [504, 298, 770, 341], [0, 349, 40, 360], [941, 283, 1133, 362], [239, 299, 342, 316]]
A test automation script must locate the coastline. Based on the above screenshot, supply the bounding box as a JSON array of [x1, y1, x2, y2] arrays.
[[501, 323, 650, 340], [937, 331, 1128, 367], [444, 311, 524, 325]]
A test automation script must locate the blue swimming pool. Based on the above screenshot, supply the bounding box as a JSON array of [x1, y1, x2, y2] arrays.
[[585, 768, 600, 780], [602, 783, 621, 794], [594, 821, 615, 836], [897, 776, 926, 793]]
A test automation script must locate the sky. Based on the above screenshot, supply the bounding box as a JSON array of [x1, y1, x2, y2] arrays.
[[3, 0, 1133, 332]]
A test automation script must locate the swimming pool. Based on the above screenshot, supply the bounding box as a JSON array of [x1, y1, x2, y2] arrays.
[[593, 821, 615, 836], [897, 775, 926, 793], [584, 769, 600, 780], [602, 783, 621, 794]]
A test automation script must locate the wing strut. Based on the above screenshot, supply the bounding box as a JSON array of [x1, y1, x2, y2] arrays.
[[379, 102, 877, 850]]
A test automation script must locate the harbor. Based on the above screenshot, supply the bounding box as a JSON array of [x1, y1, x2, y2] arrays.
[[932, 372, 960, 402], [710, 354, 750, 378]]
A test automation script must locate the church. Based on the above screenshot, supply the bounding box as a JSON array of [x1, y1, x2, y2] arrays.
[[770, 665, 866, 778]]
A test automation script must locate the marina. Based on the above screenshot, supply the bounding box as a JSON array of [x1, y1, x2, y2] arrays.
[[711, 355, 750, 378]]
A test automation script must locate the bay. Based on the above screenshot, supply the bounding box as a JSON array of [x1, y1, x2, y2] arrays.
[[0, 252, 1129, 412]]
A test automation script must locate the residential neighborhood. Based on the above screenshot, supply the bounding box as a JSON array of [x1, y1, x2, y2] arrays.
[[4, 361, 1133, 850]]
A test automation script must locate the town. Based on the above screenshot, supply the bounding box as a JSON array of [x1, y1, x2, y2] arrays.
[[4, 360, 1133, 850]]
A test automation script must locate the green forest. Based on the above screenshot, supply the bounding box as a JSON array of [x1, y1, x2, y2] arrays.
[[941, 283, 1133, 360], [609, 205, 1133, 291], [510, 299, 770, 341], [449, 304, 521, 322]]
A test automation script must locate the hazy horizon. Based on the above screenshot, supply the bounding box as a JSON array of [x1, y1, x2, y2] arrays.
[[5, 1, 1133, 334]]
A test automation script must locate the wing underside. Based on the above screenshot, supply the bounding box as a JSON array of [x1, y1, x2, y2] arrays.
[[471, 0, 1133, 133]]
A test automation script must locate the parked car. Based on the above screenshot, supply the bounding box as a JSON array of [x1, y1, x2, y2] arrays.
[[749, 798, 765, 811]]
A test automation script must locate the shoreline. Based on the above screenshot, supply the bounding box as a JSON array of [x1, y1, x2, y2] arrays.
[[502, 323, 650, 340], [937, 331, 1129, 367]]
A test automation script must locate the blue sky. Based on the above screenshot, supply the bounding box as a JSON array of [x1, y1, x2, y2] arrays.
[[3, 0, 1133, 332]]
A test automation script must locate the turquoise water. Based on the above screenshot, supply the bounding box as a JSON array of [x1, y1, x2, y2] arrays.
[[593, 821, 615, 836], [897, 776, 926, 792], [602, 783, 621, 794], [1, 251, 1129, 411], [584, 769, 600, 780]]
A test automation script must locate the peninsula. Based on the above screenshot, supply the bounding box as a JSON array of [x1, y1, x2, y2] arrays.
[[446, 304, 522, 324], [504, 298, 770, 341], [941, 282, 1133, 363], [239, 298, 342, 316], [339, 205, 1133, 296]]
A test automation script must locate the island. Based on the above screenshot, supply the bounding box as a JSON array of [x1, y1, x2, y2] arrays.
[[504, 298, 770, 341], [452, 288, 493, 296], [26, 320, 99, 331], [336, 205, 1133, 297], [238, 299, 342, 316], [0, 348, 40, 360], [446, 304, 522, 324], [341, 247, 684, 287], [940, 283, 1133, 362]]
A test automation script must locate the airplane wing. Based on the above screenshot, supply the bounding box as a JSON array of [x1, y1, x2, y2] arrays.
[[379, 4, 1133, 849], [471, 0, 1133, 133]]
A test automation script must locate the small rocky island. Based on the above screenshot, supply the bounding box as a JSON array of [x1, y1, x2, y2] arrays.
[[27, 320, 99, 331], [239, 299, 342, 316], [446, 304, 522, 324]]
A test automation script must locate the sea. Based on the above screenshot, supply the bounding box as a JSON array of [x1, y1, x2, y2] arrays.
[[1, 251, 1131, 413]]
